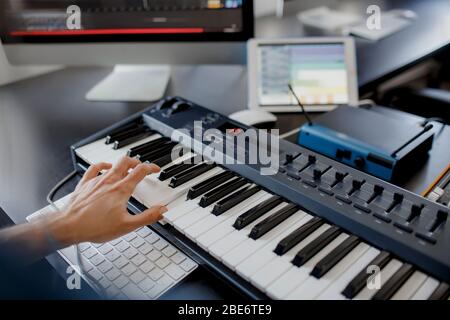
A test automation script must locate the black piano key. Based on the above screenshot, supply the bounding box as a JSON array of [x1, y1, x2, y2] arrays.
[[212, 185, 261, 216], [233, 195, 284, 230], [249, 203, 299, 240], [274, 217, 323, 255], [158, 157, 198, 181], [127, 137, 170, 157], [199, 178, 248, 208], [311, 235, 361, 279], [292, 226, 341, 267], [342, 251, 391, 299], [372, 263, 415, 300], [109, 126, 149, 145], [138, 141, 174, 156], [105, 121, 142, 144], [428, 282, 450, 300], [138, 143, 176, 162], [169, 163, 216, 188], [113, 130, 154, 149], [151, 153, 176, 168], [187, 171, 235, 200]]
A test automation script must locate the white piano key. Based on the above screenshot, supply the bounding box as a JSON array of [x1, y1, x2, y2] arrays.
[[183, 188, 268, 241], [266, 233, 349, 299], [173, 183, 250, 232], [133, 166, 223, 208], [196, 192, 272, 250], [235, 214, 314, 280], [155, 152, 196, 172], [75, 139, 106, 163], [76, 134, 162, 165], [208, 202, 289, 260], [391, 271, 428, 300], [221, 209, 308, 270], [316, 246, 380, 300], [163, 200, 198, 223], [173, 207, 211, 232], [410, 277, 440, 300], [250, 224, 331, 292], [353, 259, 403, 300], [286, 242, 370, 300]]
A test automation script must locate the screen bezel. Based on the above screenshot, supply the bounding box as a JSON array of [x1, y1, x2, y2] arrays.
[[248, 37, 359, 113], [0, 0, 254, 44]]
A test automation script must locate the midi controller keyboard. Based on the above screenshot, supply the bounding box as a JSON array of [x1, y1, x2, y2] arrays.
[[66, 96, 449, 300]]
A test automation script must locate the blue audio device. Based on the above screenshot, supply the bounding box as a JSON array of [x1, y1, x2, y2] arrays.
[[298, 106, 435, 182]]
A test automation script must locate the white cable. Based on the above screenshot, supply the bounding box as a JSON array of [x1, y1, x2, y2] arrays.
[[280, 127, 301, 139], [46, 170, 106, 297], [46, 171, 77, 211]]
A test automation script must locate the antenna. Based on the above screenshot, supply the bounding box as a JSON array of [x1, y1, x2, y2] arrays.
[[288, 84, 313, 126]]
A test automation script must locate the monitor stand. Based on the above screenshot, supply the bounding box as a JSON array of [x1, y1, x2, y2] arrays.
[[85, 65, 170, 102]]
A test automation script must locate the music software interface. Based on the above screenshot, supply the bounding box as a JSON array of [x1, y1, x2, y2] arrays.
[[0, 0, 245, 39], [258, 43, 350, 106]]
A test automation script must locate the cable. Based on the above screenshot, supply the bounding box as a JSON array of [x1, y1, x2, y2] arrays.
[[280, 127, 301, 139], [288, 84, 313, 126], [46, 170, 77, 211], [46, 170, 106, 297]]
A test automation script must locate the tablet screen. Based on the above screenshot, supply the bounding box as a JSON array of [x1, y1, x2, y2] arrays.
[[258, 43, 350, 107]]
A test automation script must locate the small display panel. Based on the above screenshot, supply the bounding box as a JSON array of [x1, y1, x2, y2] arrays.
[[258, 43, 350, 107]]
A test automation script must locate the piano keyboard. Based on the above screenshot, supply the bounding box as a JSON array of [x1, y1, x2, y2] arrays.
[[70, 97, 450, 300]]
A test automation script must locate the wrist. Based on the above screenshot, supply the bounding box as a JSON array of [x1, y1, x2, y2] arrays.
[[44, 212, 80, 248]]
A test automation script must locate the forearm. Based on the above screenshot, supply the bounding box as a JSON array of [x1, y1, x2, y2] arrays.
[[0, 158, 164, 267], [0, 214, 77, 265]]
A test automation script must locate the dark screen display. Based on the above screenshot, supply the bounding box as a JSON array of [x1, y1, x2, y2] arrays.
[[0, 0, 253, 43]]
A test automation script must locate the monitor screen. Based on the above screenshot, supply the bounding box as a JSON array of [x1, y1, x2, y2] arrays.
[[257, 43, 350, 107], [0, 0, 253, 43]]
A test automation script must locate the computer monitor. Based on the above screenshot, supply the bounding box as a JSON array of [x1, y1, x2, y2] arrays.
[[0, 0, 254, 101]]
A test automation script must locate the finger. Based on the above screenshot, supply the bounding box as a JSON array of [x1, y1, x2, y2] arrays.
[[106, 156, 141, 180], [120, 163, 161, 192], [77, 162, 112, 189], [125, 205, 167, 229]]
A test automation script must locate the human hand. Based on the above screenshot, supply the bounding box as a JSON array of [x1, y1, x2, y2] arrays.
[[56, 157, 168, 245]]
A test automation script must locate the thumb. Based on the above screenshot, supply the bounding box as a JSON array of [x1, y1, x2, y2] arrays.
[[126, 205, 168, 229]]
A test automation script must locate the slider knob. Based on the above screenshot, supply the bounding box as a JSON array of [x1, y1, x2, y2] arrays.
[[352, 179, 363, 190], [408, 204, 423, 222], [374, 184, 384, 195], [335, 172, 345, 182], [285, 154, 294, 163], [313, 169, 322, 180], [393, 193, 404, 203]]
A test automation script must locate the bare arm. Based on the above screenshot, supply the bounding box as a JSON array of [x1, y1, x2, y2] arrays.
[[0, 157, 168, 265]]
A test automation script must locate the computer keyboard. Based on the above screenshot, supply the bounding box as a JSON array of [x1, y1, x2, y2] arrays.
[[26, 195, 198, 300]]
